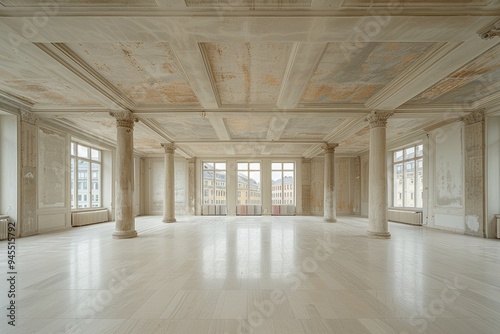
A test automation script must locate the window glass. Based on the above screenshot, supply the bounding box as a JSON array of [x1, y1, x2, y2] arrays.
[[392, 144, 423, 208]]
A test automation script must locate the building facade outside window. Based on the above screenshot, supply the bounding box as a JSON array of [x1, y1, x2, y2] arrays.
[[237, 162, 261, 205], [271, 162, 295, 205], [202, 162, 227, 205], [71, 142, 101, 209], [393, 144, 423, 208]]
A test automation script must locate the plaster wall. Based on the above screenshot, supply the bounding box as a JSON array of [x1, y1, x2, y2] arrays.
[[485, 115, 500, 239], [0, 115, 18, 225], [144, 157, 188, 216], [427, 122, 465, 232], [37, 126, 71, 232], [309, 156, 360, 216]]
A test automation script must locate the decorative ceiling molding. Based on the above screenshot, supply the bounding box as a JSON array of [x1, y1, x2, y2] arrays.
[[479, 20, 500, 39]]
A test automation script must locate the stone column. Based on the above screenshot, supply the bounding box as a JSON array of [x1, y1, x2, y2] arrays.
[[187, 158, 196, 216], [20, 110, 39, 237], [366, 111, 393, 239], [323, 143, 339, 222], [162, 143, 176, 223], [461, 110, 485, 237], [301, 158, 312, 215], [110, 111, 138, 239]]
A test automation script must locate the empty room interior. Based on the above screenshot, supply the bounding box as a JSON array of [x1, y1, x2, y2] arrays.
[[1, 1, 500, 333]]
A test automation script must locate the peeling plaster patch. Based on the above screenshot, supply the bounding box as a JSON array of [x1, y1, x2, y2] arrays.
[[66, 42, 199, 106], [202, 42, 292, 105], [134, 136, 162, 154], [340, 125, 370, 151], [410, 44, 500, 104], [435, 124, 463, 207], [38, 127, 66, 209], [224, 118, 272, 139], [0, 79, 97, 105], [155, 117, 218, 139], [465, 215, 480, 232], [301, 42, 433, 104], [281, 117, 345, 140]]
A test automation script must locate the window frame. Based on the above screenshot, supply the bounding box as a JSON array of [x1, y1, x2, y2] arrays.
[[202, 161, 227, 206], [271, 162, 295, 205], [71, 142, 102, 210], [237, 161, 262, 205], [392, 143, 423, 209]]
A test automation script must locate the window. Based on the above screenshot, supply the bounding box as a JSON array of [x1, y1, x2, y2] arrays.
[[272, 162, 295, 205], [393, 144, 423, 208], [237, 162, 261, 205], [202, 162, 226, 205], [71, 142, 102, 209]]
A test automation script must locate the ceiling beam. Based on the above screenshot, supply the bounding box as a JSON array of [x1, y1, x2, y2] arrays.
[[174, 43, 219, 109], [276, 42, 327, 109], [365, 38, 500, 110], [36, 43, 134, 110]]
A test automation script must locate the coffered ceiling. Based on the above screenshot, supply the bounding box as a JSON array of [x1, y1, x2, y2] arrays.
[[0, 0, 499, 158]]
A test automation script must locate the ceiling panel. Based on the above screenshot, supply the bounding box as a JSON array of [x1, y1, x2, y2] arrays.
[[0, 79, 98, 105], [202, 42, 292, 106], [0, 52, 99, 106], [281, 117, 345, 140], [408, 44, 500, 106], [224, 118, 272, 139], [300, 42, 434, 105], [154, 116, 219, 140], [65, 42, 199, 107], [58, 115, 116, 143]]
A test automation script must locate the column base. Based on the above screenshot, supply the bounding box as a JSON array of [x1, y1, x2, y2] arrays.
[[112, 230, 137, 239], [367, 230, 391, 239], [162, 217, 176, 223], [324, 218, 337, 223]]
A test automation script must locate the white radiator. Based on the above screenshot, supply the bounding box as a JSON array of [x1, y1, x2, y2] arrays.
[[201, 205, 227, 215], [388, 209, 422, 226], [0, 216, 8, 241], [272, 205, 296, 216], [496, 215, 500, 239], [236, 205, 262, 216], [72, 210, 109, 227]]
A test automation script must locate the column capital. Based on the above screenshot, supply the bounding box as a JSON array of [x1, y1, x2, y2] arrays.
[[20, 109, 39, 125], [366, 111, 394, 128], [187, 157, 196, 163], [109, 111, 138, 128], [322, 143, 338, 153], [460, 109, 484, 125], [302, 157, 312, 164], [162, 143, 176, 154]]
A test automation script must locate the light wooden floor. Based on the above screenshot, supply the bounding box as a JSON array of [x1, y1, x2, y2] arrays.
[[1, 216, 500, 334]]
